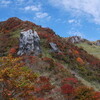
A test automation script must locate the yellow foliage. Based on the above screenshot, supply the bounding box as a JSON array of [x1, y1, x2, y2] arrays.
[[0, 55, 38, 99]]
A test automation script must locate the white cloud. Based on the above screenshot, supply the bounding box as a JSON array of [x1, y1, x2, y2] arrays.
[[0, 0, 11, 6], [68, 19, 76, 24], [24, 5, 41, 11], [49, 0, 100, 24], [35, 12, 50, 19], [68, 31, 85, 38], [68, 19, 81, 27]]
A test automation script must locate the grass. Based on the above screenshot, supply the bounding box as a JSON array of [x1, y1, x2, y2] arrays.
[[10, 29, 21, 38], [76, 42, 100, 59]]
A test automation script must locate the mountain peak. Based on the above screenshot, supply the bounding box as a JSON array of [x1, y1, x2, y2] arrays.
[[6, 17, 22, 22]]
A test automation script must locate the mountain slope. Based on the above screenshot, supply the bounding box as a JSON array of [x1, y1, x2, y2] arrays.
[[65, 36, 100, 59], [0, 17, 100, 100], [76, 42, 100, 59]]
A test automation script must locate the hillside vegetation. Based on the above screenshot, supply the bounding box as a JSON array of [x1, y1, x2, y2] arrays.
[[0, 17, 100, 100], [76, 42, 100, 59]]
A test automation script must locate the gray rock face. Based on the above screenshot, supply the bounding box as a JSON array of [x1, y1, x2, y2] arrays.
[[17, 29, 41, 56], [68, 36, 84, 43], [49, 42, 60, 52], [95, 40, 100, 46]]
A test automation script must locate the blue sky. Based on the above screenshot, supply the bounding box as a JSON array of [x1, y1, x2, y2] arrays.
[[0, 0, 100, 41]]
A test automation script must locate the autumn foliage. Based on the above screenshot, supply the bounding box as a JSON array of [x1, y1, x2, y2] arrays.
[[0, 17, 100, 100], [76, 57, 84, 64], [9, 47, 17, 54], [61, 78, 100, 100], [74, 86, 100, 100], [0, 55, 54, 100]]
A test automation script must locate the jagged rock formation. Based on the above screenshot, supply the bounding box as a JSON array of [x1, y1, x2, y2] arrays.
[[95, 40, 100, 46], [17, 29, 41, 56], [49, 42, 60, 52], [67, 36, 85, 43]]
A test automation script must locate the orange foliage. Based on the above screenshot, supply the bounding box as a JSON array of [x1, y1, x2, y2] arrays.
[[9, 48, 17, 54], [76, 57, 84, 64], [74, 86, 100, 100], [0, 55, 54, 100], [73, 50, 79, 55]]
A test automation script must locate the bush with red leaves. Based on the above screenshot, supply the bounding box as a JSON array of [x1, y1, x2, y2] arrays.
[[9, 48, 17, 54], [61, 84, 74, 94], [62, 78, 78, 85]]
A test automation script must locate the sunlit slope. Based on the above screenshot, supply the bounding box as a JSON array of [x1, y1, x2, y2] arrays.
[[76, 43, 100, 59]]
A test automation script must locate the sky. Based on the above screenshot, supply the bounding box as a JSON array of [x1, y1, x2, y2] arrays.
[[0, 0, 100, 41]]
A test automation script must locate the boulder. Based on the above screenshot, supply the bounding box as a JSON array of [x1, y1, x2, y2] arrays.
[[17, 29, 41, 56], [49, 42, 60, 52], [67, 36, 84, 43], [95, 40, 100, 46]]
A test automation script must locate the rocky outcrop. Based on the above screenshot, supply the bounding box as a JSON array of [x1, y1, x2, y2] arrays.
[[49, 42, 60, 52], [17, 29, 41, 56], [95, 40, 100, 46], [67, 36, 85, 43]]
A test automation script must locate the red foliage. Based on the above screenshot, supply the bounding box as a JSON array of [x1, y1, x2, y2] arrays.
[[41, 83, 54, 91], [42, 57, 53, 62], [9, 48, 17, 54], [34, 83, 54, 93], [62, 78, 78, 84], [93, 92, 100, 100], [61, 84, 74, 94], [35, 76, 54, 94], [34, 87, 42, 93], [39, 76, 50, 82]]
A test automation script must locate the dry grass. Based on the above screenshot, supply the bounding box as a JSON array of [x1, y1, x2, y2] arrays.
[[76, 43, 100, 59]]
